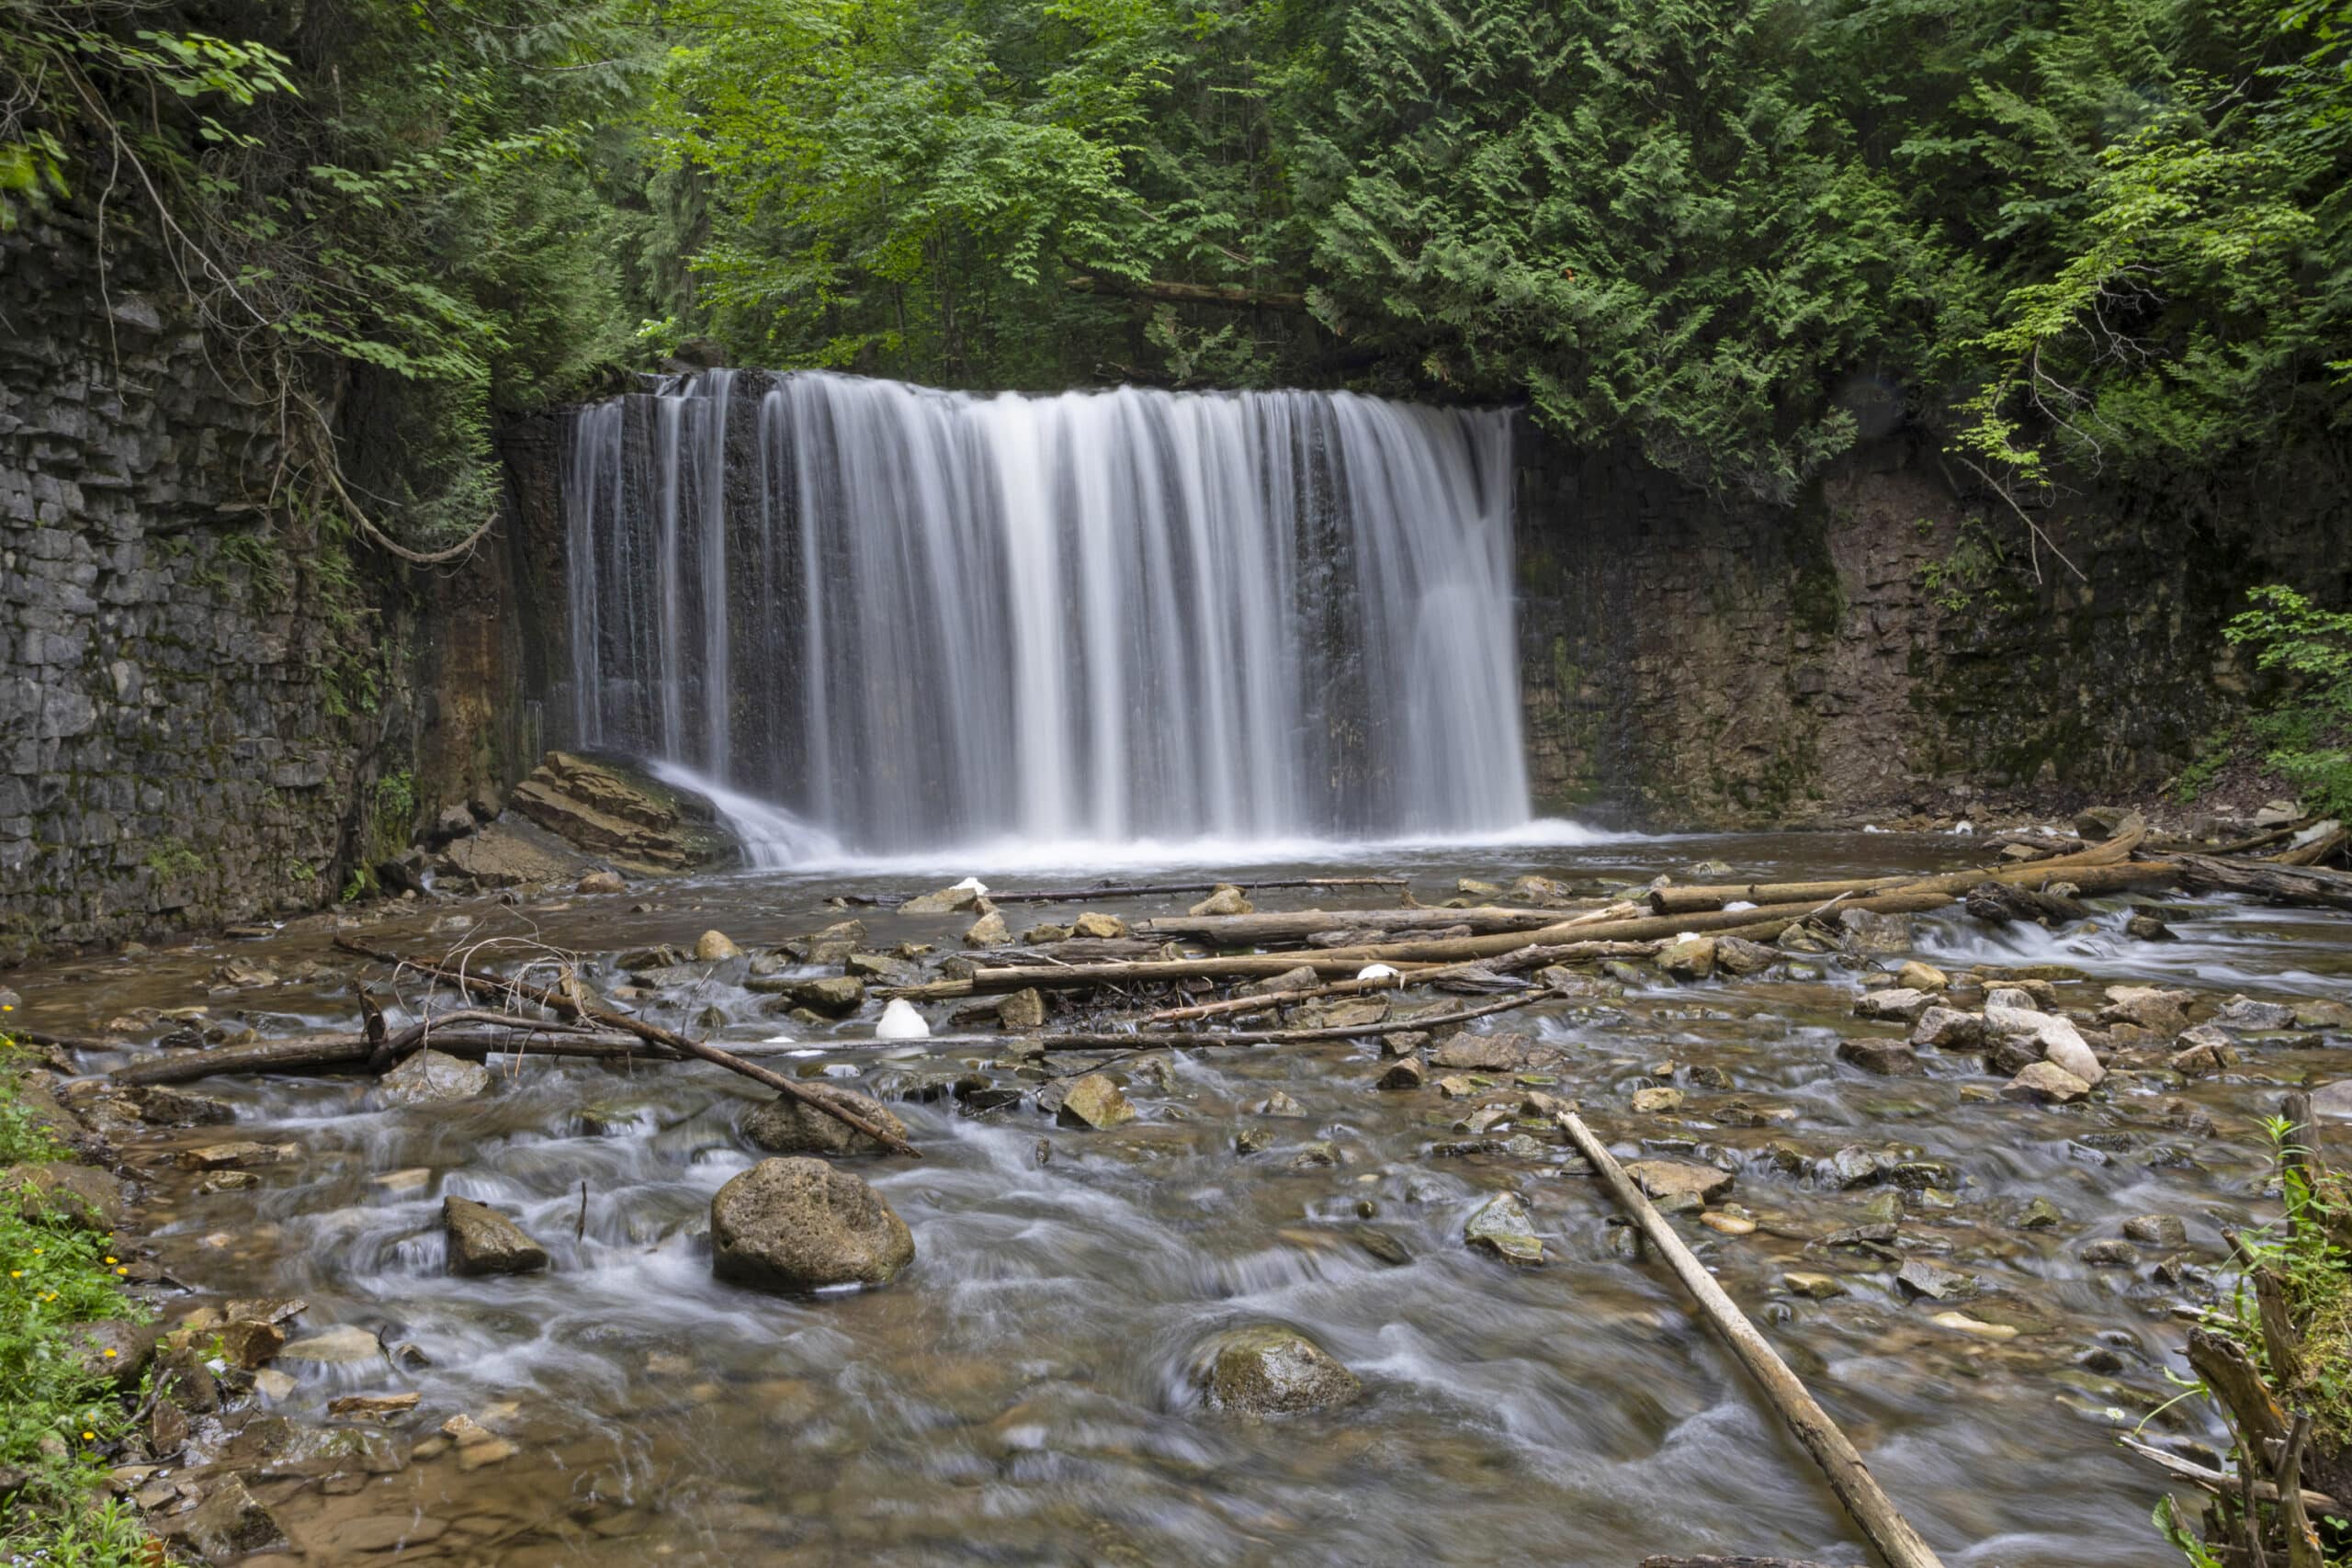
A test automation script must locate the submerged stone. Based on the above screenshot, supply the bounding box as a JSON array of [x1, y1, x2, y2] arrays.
[[1057, 1074, 1136, 1129], [442, 1196, 549, 1276], [1193, 1325, 1361, 1416], [1464, 1191, 1544, 1265]]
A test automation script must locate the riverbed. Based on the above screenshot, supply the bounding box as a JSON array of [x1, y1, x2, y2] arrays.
[[19, 829, 2352, 1566]]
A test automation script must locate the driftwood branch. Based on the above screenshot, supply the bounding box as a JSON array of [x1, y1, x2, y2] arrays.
[[1555, 1109, 1948, 1568], [333, 938, 920, 1158]]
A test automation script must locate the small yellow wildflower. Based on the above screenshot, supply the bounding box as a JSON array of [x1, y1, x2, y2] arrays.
[[115, 1266, 128, 1276], [8, 1270, 18, 1279], [80, 1430, 93, 1441], [103, 1256, 117, 1265], [103, 1348, 118, 1359]]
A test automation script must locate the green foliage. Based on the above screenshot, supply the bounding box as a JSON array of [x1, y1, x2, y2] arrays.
[[141, 838, 204, 882], [0, 1044, 151, 1558], [2226, 584, 2352, 817], [1917, 521, 2007, 615]]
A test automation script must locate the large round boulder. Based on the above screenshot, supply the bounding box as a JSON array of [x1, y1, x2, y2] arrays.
[[710, 1157, 914, 1292], [1191, 1325, 1362, 1416], [742, 1086, 909, 1157]]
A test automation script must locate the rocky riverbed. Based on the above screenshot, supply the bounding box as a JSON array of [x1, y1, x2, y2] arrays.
[[10, 829, 2352, 1566]]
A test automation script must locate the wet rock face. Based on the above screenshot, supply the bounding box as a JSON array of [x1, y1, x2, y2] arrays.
[[743, 1087, 909, 1157], [1192, 1325, 1362, 1416], [442, 1195, 549, 1276], [506, 751, 738, 873], [710, 1157, 915, 1292]]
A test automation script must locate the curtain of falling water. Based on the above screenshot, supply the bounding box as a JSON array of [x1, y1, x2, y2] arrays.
[[560, 370, 1528, 856]]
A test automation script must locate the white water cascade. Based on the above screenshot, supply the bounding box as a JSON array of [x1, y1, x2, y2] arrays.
[[561, 371, 1529, 860]]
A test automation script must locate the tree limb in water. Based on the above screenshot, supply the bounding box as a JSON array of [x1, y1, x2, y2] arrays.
[[332, 938, 921, 1157]]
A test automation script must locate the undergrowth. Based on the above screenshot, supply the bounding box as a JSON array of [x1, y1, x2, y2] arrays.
[[2226, 586, 2352, 822], [0, 1037, 157, 1566]]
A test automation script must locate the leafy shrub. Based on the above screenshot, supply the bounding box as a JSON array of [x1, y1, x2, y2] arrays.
[[2226, 585, 2352, 819]]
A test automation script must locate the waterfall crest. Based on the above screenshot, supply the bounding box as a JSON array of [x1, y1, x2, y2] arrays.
[[561, 371, 1528, 858]]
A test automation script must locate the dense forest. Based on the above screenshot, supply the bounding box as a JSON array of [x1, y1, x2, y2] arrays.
[[5, 0, 2349, 546]]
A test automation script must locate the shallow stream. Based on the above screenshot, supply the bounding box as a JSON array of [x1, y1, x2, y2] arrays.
[[20, 830, 2352, 1566]]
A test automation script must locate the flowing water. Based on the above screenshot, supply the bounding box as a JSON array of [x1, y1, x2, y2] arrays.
[[561, 373, 1525, 852], [24, 833, 2352, 1567]]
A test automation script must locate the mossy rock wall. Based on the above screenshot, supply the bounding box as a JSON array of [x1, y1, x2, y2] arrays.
[[1513, 418, 2351, 827]]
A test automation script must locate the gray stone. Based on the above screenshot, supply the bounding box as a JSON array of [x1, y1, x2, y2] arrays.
[[442, 1196, 549, 1276], [174, 1474, 287, 1560], [381, 1048, 491, 1106], [1624, 1158, 1734, 1204], [1464, 1191, 1544, 1265], [2122, 1213, 2188, 1248], [2214, 996, 2297, 1032], [1057, 1074, 1136, 1129], [1193, 1325, 1362, 1416], [1837, 1039, 1926, 1077], [710, 1157, 915, 1292], [743, 1086, 909, 1156]]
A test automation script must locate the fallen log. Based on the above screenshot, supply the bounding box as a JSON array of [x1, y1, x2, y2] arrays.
[[2117, 1434, 2342, 1516], [2278, 827, 2346, 868], [1646, 832, 2155, 915], [1138, 900, 1634, 944], [111, 1029, 668, 1085], [333, 939, 920, 1157], [936, 874, 1408, 906], [1146, 941, 1663, 1024], [1639, 1558, 1839, 1568], [890, 931, 1686, 1001], [1556, 1109, 1948, 1568], [999, 987, 1563, 1052], [2165, 854, 2352, 911]]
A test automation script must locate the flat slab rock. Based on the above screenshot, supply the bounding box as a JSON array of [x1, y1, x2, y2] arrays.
[[1623, 1159, 1734, 1204]]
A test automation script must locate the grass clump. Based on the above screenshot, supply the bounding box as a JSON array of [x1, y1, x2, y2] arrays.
[[0, 1038, 158, 1565]]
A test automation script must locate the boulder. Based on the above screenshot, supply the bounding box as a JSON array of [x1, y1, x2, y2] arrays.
[[2125, 911, 2176, 941], [1713, 936, 1778, 976], [1258, 1090, 1306, 1118], [1984, 1001, 2104, 1086], [2099, 986, 2194, 1033], [996, 987, 1046, 1032], [1464, 1191, 1544, 1265], [805, 919, 867, 965], [695, 930, 744, 962], [1237, 965, 1321, 998], [744, 1087, 910, 1156], [174, 1474, 288, 1561], [577, 869, 627, 895], [963, 909, 1011, 948], [899, 885, 981, 914], [1657, 935, 1716, 981], [1623, 1159, 1734, 1205], [507, 750, 735, 872], [1374, 1056, 1426, 1090], [785, 976, 866, 1017], [2123, 1213, 2189, 1248], [1894, 1258, 1977, 1301], [2214, 996, 2298, 1032], [177, 1141, 298, 1171], [1836, 1040, 1926, 1077], [1070, 911, 1129, 940], [1189, 885, 1253, 917], [1630, 1086, 1684, 1114], [380, 1048, 491, 1107], [442, 1196, 549, 1276], [1854, 987, 1933, 1022], [710, 1157, 915, 1292], [133, 1087, 235, 1126], [1193, 1325, 1362, 1416], [1430, 1032, 1555, 1072], [2001, 1062, 2094, 1103], [1838, 908, 1914, 954], [4, 1161, 127, 1231], [278, 1325, 385, 1365], [1894, 961, 1949, 992], [1909, 1007, 1984, 1050], [1057, 1074, 1136, 1130], [1784, 1271, 1847, 1300]]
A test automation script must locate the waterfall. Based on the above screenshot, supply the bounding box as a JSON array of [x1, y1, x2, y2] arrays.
[[560, 371, 1528, 859]]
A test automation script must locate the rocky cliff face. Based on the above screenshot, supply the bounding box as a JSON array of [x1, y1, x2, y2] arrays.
[[1515, 422, 2351, 826], [0, 205, 530, 963]]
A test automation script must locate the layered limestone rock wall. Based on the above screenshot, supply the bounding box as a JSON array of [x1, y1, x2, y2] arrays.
[[1515, 421, 2352, 825], [0, 204, 530, 962]]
